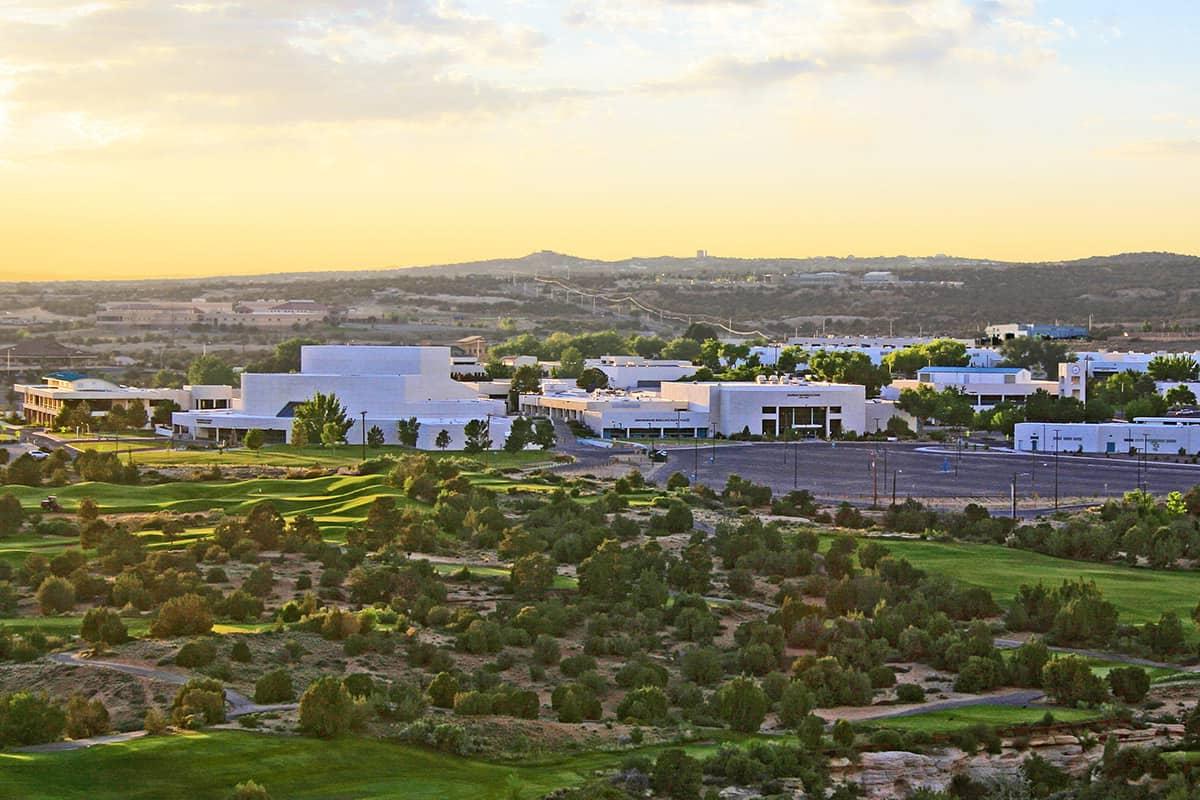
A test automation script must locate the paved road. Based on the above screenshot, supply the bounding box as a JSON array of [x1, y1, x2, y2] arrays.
[[15, 730, 148, 753], [994, 639, 1200, 673], [659, 440, 1200, 509], [837, 689, 1047, 725]]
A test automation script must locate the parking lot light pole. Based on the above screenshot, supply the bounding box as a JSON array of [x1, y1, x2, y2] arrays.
[[360, 411, 367, 461], [1053, 430, 1061, 510], [891, 468, 902, 507], [1011, 471, 1031, 519], [793, 427, 800, 489]]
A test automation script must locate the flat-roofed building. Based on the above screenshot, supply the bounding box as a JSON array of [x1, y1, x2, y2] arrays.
[[889, 366, 1057, 411], [15, 372, 235, 428]]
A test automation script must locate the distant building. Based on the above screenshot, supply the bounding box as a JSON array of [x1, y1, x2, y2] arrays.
[[0, 338, 92, 371], [15, 372, 235, 428], [888, 366, 1057, 411], [984, 323, 1089, 344], [97, 299, 331, 328], [453, 335, 489, 360], [585, 355, 697, 390], [1016, 418, 1200, 455], [171, 346, 509, 449], [520, 376, 867, 439], [862, 271, 898, 284]]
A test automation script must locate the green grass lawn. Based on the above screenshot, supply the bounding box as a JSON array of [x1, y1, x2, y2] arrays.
[[860, 704, 1103, 733], [67, 441, 556, 471], [0, 729, 729, 800], [832, 535, 1200, 635]]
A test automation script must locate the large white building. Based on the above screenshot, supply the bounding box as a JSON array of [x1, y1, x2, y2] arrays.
[[519, 376, 871, 439], [585, 355, 698, 389], [15, 372, 236, 428], [888, 366, 1058, 411], [172, 346, 509, 449], [1015, 418, 1200, 455]]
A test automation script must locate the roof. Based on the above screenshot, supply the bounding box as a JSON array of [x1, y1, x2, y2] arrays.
[[918, 366, 1023, 374], [0, 338, 88, 358], [45, 370, 87, 381]]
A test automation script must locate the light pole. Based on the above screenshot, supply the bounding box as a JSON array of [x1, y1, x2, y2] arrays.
[[1052, 430, 1061, 510], [359, 410, 367, 461], [870, 447, 879, 509], [792, 426, 800, 489], [891, 468, 902, 507], [1011, 471, 1031, 519]]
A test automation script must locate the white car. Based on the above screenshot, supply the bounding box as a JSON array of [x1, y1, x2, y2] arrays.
[[27, 449, 50, 460]]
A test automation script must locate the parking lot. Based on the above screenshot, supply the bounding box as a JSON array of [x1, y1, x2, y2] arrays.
[[659, 440, 1200, 513]]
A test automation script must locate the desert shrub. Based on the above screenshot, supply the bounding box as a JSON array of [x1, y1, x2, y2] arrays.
[[254, 669, 295, 704], [175, 639, 217, 668], [298, 676, 364, 737], [152, 594, 213, 637], [895, 683, 926, 703], [171, 678, 226, 727]]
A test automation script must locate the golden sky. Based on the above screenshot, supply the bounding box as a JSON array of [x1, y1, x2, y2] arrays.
[[1, 1, 1197, 280]]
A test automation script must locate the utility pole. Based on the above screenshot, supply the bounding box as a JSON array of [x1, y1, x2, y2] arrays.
[[793, 429, 799, 489], [891, 469, 901, 507], [1053, 430, 1061, 510], [871, 448, 879, 509]]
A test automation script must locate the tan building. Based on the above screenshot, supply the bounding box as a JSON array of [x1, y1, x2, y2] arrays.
[[97, 299, 330, 328], [15, 372, 236, 428]]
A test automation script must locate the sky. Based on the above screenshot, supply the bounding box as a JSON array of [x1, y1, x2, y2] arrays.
[[0, 0, 1198, 280]]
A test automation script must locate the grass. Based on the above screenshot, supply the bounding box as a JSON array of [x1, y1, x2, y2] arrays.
[[66, 441, 556, 470], [860, 705, 1104, 733], [0, 614, 152, 638], [832, 535, 1200, 635], [0, 729, 733, 800]]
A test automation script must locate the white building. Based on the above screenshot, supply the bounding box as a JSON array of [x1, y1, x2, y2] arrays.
[[172, 346, 509, 449], [15, 371, 236, 428], [1058, 351, 1200, 402], [585, 355, 697, 389], [889, 367, 1058, 411], [520, 376, 868, 439], [1015, 418, 1200, 455]]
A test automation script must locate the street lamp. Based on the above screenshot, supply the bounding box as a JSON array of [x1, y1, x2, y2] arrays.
[[891, 468, 902, 507], [792, 426, 801, 489], [1011, 471, 1032, 519], [1052, 430, 1061, 510], [359, 410, 367, 461]]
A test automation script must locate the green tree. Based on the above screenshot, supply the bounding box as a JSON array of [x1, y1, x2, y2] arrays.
[[187, 354, 236, 386], [1042, 655, 1109, 706], [292, 392, 352, 446], [556, 346, 585, 379], [396, 417, 420, 448], [532, 418, 555, 449], [435, 429, 451, 451], [511, 553, 555, 598], [80, 607, 128, 646], [510, 365, 543, 395], [716, 676, 769, 733], [226, 780, 272, 800], [463, 419, 492, 453], [576, 368, 609, 392], [171, 678, 226, 727], [0, 692, 66, 746], [0, 493, 24, 537], [1165, 385, 1197, 407], [65, 693, 110, 740], [807, 350, 891, 397], [298, 676, 362, 737], [652, 749, 702, 800], [255, 669, 295, 704], [152, 400, 181, 426], [242, 429, 265, 450], [35, 575, 75, 614], [999, 338, 1077, 378], [151, 593, 213, 637], [366, 425, 385, 448], [884, 339, 969, 375], [661, 338, 701, 362], [1148, 354, 1200, 382]]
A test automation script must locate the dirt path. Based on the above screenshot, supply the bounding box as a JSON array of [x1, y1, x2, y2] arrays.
[[29, 651, 299, 752]]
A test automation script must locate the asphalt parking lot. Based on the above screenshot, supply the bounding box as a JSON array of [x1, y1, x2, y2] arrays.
[[656, 441, 1200, 513]]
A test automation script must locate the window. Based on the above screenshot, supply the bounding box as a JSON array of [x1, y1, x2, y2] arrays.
[[1004, 374, 1016, 384], [828, 406, 841, 414], [761, 406, 777, 414]]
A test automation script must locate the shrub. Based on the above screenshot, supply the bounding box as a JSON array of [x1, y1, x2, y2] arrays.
[[171, 678, 226, 727], [144, 707, 169, 735], [65, 693, 110, 740], [0, 692, 66, 746], [298, 676, 363, 737], [152, 593, 213, 638], [230, 640, 253, 663], [1108, 667, 1151, 704], [343, 674, 374, 699], [80, 607, 128, 646], [559, 654, 597, 678], [716, 676, 769, 733], [532, 634, 561, 665], [254, 669, 295, 704], [896, 683, 926, 704], [1042, 655, 1109, 706], [652, 749, 702, 800], [35, 575, 75, 614], [226, 780, 272, 800], [617, 686, 669, 724], [175, 639, 217, 668]]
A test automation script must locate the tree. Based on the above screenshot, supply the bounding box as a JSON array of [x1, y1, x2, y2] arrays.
[[532, 418, 555, 449], [151, 594, 213, 637], [366, 425, 385, 448], [661, 338, 701, 362], [683, 323, 719, 342], [81, 607, 128, 646], [242, 429, 264, 450], [1165, 385, 1197, 407], [1108, 667, 1150, 704], [171, 678, 226, 727], [511, 553, 555, 598], [1148, 354, 1199, 382], [884, 339, 969, 375], [463, 419, 492, 453], [504, 417, 534, 452], [510, 365, 543, 395], [427, 672, 459, 709], [716, 676, 769, 733], [778, 681, 813, 729], [299, 676, 361, 737], [255, 669, 295, 704], [556, 346, 585, 379], [36, 575, 75, 614], [396, 417, 420, 448], [246, 337, 317, 373], [292, 392, 352, 446], [1042, 655, 1109, 706], [807, 350, 891, 397], [187, 354, 236, 386], [999, 338, 1076, 378], [0, 692, 66, 746], [152, 400, 182, 426], [652, 749, 703, 800], [0, 493, 24, 537], [65, 693, 110, 740], [54, 401, 93, 431], [435, 429, 451, 451], [321, 422, 345, 448], [576, 368, 609, 392]]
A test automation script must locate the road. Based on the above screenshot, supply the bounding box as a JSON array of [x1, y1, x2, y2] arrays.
[[835, 689, 1047, 725], [658, 440, 1200, 510], [21, 651, 299, 752]]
